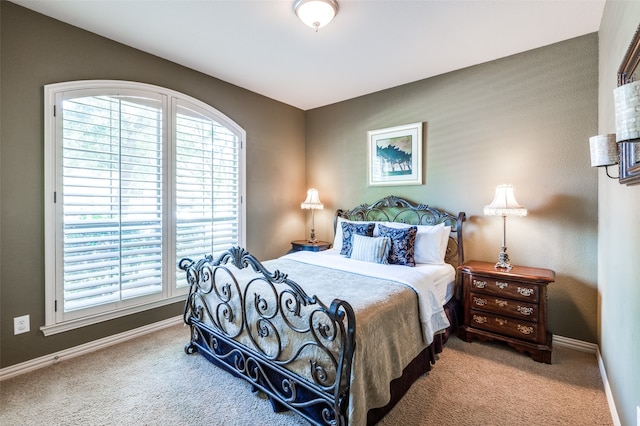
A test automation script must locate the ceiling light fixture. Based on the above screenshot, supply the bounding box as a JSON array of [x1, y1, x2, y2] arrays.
[[294, 0, 339, 32]]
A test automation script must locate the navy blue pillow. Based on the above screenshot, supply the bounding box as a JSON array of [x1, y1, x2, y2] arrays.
[[340, 222, 375, 256], [378, 224, 418, 266]]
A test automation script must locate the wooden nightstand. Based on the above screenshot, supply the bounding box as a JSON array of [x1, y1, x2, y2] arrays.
[[458, 260, 555, 364], [290, 240, 331, 253]]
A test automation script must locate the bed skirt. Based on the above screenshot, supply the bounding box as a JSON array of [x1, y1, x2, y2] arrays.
[[366, 296, 460, 424]]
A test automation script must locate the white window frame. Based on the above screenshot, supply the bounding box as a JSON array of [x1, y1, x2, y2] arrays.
[[42, 80, 246, 336]]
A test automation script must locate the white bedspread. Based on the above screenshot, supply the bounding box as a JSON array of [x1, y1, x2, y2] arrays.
[[282, 250, 454, 345]]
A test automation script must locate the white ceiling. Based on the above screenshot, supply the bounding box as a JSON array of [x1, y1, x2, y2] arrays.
[[12, 0, 605, 110]]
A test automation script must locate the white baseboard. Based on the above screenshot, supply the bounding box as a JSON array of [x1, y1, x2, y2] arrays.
[[553, 334, 598, 353], [0, 315, 183, 381], [553, 334, 621, 426], [596, 346, 622, 426]]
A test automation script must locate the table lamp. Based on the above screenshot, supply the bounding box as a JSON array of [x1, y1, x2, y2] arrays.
[[301, 189, 323, 243], [483, 184, 527, 270]]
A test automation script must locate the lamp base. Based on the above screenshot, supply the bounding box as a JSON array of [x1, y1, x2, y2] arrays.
[[494, 247, 512, 271], [307, 228, 318, 244]]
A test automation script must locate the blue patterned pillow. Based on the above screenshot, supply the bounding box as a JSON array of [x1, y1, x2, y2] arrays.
[[378, 224, 418, 266], [340, 222, 375, 256]]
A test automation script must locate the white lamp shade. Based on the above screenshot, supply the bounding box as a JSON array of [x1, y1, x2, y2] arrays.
[[589, 134, 619, 167], [484, 184, 527, 217], [294, 0, 338, 30], [614, 80, 640, 142], [301, 188, 324, 210]]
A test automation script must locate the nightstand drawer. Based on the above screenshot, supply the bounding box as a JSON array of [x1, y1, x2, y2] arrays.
[[469, 276, 539, 303], [459, 261, 555, 363], [470, 292, 539, 321], [469, 309, 540, 342]]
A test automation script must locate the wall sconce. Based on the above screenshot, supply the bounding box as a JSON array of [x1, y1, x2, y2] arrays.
[[614, 79, 640, 184], [483, 184, 527, 271], [589, 134, 619, 179], [301, 188, 323, 243], [614, 80, 640, 142], [294, 0, 339, 32]]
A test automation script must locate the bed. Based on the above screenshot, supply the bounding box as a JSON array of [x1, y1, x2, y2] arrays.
[[180, 195, 466, 425]]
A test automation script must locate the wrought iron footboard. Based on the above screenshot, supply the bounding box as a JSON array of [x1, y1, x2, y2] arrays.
[[179, 246, 356, 426]]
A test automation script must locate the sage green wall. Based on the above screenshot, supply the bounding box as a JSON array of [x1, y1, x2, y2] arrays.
[[305, 34, 599, 343], [0, 2, 306, 368], [598, 2, 640, 424]]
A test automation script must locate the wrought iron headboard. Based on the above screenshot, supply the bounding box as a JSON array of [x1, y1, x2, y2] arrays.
[[335, 195, 466, 268]]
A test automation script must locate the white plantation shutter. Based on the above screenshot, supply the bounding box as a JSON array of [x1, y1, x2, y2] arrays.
[[44, 81, 245, 332], [174, 101, 241, 287], [60, 94, 165, 315]]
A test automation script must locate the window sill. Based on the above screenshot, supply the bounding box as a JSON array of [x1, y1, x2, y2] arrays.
[[40, 296, 185, 336]]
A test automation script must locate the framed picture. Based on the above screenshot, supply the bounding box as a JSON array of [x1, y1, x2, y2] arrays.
[[367, 122, 423, 186]]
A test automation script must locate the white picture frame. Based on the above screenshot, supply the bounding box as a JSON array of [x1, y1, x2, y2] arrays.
[[367, 122, 423, 186]]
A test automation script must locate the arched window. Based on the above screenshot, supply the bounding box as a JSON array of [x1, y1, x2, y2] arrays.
[[43, 81, 246, 334]]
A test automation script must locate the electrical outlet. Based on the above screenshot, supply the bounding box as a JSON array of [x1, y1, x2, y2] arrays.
[[13, 315, 30, 335]]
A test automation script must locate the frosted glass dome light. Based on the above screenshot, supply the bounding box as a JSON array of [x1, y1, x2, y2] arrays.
[[294, 0, 339, 31]]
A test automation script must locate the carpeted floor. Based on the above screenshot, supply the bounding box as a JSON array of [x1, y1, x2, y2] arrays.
[[0, 324, 612, 425]]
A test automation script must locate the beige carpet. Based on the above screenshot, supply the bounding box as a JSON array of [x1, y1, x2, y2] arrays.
[[0, 324, 612, 425]]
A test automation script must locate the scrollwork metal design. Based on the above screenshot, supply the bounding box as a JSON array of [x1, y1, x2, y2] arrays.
[[473, 297, 487, 307], [495, 281, 509, 290], [473, 279, 487, 289], [179, 246, 355, 426], [517, 287, 535, 297], [473, 315, 487, 324], [495, 318, 507, 326], [517, 306, 534, 316], [335, 196, 466, 267], [517, 325, 535, 335]]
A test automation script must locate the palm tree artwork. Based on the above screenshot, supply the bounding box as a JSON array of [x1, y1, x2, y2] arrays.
[[376, 135, 412, 177]]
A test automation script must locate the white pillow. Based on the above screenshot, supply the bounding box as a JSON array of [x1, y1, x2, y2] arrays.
[[349, 234, 391, 264], [333, 217, 362, 253], [373, 221, 450, 264], [433, 225, 451, 264]]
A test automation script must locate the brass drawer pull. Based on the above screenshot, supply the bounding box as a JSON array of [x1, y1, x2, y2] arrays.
[[473, 297, 488, 306], [517, 306, 534, 316], [473, 279, 487, 289], [496, 281, 509, 290], [495, 318, 507, 326], [473, 315, 487, 324], [495, 299, 508, 307], [517, 287, 535, 297], [517, 325, 534, 335]]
